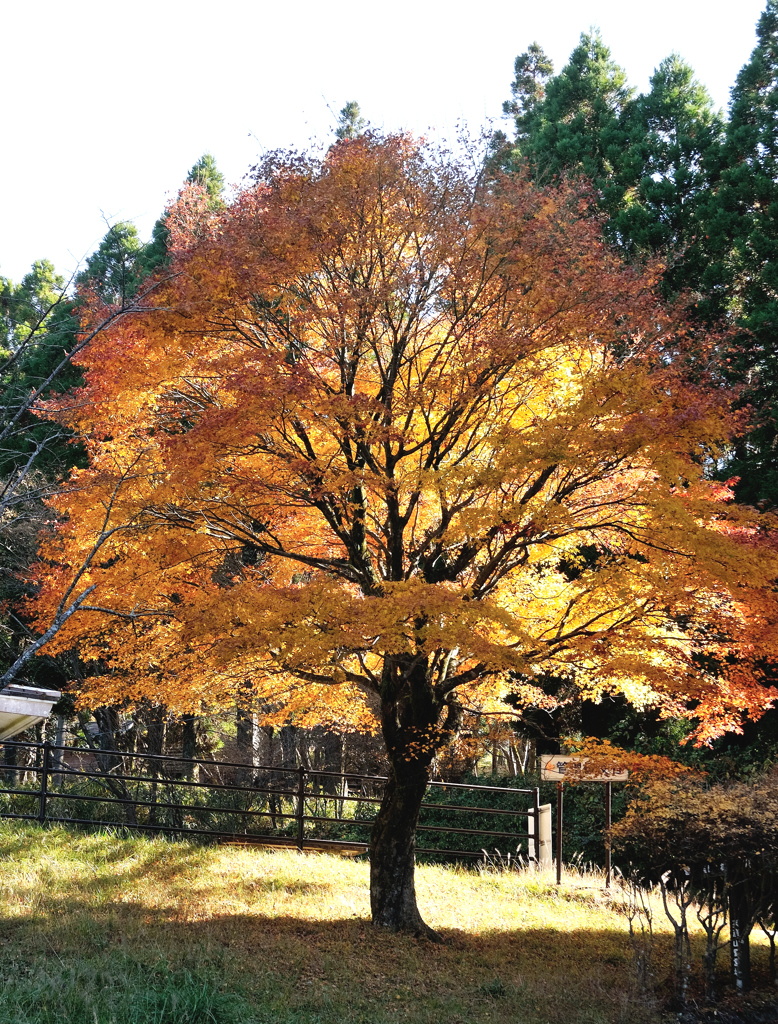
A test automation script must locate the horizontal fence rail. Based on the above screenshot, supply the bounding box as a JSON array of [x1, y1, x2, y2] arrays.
[[0, 739, 551, 865]]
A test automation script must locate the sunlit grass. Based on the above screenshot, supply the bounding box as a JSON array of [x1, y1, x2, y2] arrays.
[[0, 822, 772, 1023]]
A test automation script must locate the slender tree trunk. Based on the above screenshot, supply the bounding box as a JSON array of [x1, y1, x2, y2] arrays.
[[280, 725, 300, 815], [729, 884, 752, 991], [80, 709, 138, 826], [3, 742, 17, 788], [53, 714, 66, 789], [181, 714, 198, 781], [146, 707, 166, 827], [236, 708, 260, 786]]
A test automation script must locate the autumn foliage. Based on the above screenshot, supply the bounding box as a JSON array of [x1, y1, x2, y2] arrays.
[[562, 737, 700, 785], [29, 134, 778, 932]]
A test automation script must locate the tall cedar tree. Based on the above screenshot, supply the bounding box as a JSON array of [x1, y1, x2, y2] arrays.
[[508, 31, 633, 215], [614, 54, 723, 274], [700, 0, 778, 505], [31, 136, 778, 936]]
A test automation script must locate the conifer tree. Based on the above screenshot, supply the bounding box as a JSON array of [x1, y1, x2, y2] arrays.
[[700, 0, 778, 504]]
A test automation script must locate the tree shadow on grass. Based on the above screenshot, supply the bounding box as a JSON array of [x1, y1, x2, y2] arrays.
[[1, 898, 676, 1024], [1, 828, 776, 1022]]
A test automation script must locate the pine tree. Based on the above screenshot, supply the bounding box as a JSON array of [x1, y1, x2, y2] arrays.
[[76, 222, 144, 307]]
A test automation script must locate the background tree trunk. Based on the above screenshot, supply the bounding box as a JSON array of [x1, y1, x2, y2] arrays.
[[146, 706, 166, 827], [2, 742, 17, 788], [729, 884, 753, 991], [236, 707, 261, 786], [181, 713, 198, 781]]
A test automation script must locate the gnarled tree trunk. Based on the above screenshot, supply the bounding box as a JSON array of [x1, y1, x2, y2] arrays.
[[369, 655, 459, 940], [370, 764, 434, 937]]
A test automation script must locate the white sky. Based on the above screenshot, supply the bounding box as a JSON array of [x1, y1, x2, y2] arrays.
[[0, 0, 766, 283]]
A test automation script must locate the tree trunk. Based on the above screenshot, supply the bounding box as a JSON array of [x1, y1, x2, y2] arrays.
[[181, 714, 198, 781], [236, 708, 260, 786], [3, 741, 17, 788], [370, 766, 439, 939], [146, 706, 166, 827], [730, 884, 752, 991], [369, 652, 461, 939], [80, 709, 138, 827]]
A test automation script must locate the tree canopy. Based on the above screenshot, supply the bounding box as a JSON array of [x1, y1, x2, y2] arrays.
[[28, 133, 778, 932]]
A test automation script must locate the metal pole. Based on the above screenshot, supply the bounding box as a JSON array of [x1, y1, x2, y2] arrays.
[[556, 781, 563, 885], [38, 741, 50, 825], [604, 780, 612, 889], [297, 764, 305, 851]]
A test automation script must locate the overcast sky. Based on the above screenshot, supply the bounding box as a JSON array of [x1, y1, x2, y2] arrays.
[[0, 0, 766, 283]]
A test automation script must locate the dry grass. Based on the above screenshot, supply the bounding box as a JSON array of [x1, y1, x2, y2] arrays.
[[0, 823, 770, 1023]]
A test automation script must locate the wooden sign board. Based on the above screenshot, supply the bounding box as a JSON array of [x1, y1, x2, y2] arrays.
[[539, 754, 629, 783]]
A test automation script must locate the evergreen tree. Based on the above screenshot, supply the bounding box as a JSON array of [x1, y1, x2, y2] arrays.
[[133, 215, 171, 282], [701, 0, 778, 504], [1, 260, 66, 352], [614, 54, 724, 277], [515, 31, 633, 214], [136, 154, 226, 283], [335, 101, 367, 140], [186, 152, 226, 206], [76, 221, 143, 307], [502, 43, 554, 142]]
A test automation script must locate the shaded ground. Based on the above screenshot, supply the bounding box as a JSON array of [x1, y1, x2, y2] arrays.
[[0, 824, 775, 1024]]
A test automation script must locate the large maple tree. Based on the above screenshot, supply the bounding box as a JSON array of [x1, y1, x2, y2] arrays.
[[32, 135, 778, 936]]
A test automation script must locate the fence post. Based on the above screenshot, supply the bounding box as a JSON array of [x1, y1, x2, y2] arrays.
[[528, 787, 541, 866], [538, 804, 553, 870], [38, 741, 51, 825], [297, 764, 305, 851]]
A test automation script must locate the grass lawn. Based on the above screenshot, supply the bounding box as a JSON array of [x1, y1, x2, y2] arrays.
[[0, 823, 774, 1024]]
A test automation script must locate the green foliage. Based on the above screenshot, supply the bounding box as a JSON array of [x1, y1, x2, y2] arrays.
[[510, 31, 633, 214], [582, 696, 778, 783], [699, 0, 778, 505], [0, 260, 66, 352], [335, 101, 367, 141], [502, 43, 554, 139], [613, 54, 723, 275], [187, 152, 226, 207], [76, 221, 144, 306], [134, 215, 171, 281], [0, 296, 86, 482]]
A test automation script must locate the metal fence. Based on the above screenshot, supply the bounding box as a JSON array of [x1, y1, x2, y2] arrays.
[[0, 738, 552, 864]]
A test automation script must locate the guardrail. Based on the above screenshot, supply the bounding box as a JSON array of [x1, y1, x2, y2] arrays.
[[0, 739, 552, 866]]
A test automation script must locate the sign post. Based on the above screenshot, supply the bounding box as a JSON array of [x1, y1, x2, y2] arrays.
[[604, 780, 612, 887], [556, 782, 563, 885], [539, 755, 628, 887]]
